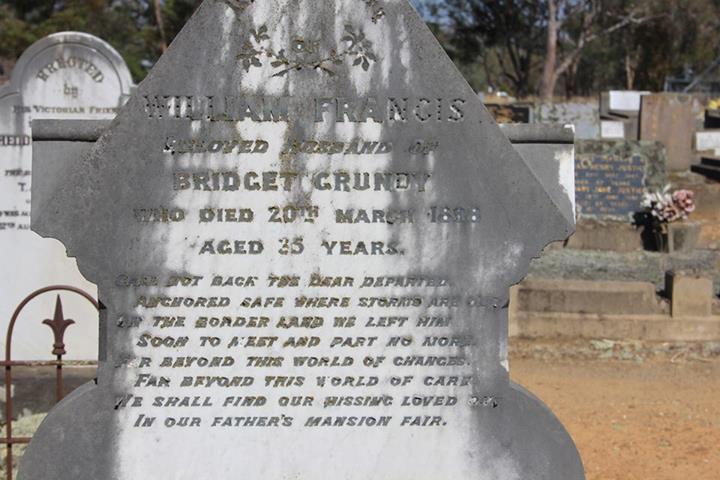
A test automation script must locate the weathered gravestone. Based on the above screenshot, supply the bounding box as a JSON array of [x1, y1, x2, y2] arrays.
[[0, 32, 133, 360], [575, 140, 666, 219], [536, 102, 599, 140], [599, 91, 650, 140], [639, 94, 694, 172], [21, 1, 583, 479]]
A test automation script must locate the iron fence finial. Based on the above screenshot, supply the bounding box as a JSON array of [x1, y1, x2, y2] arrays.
[[41, 296, 75, 356]]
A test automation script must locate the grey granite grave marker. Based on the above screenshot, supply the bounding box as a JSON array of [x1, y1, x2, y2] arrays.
[[0, 32, 133, 360], [21, 1, 584, 478]]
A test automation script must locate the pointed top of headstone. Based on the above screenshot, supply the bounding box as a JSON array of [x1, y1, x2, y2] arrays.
[[24, 2, 582, 479], [35, 0, 571, 290]]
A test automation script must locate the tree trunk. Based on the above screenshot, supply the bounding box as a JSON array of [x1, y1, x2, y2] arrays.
[[0, 58, 14, 85], [153, 0, 168, 53], [625, 53, 636, 89], [540, 0, 559, 103], [564, 58, 579, 99]]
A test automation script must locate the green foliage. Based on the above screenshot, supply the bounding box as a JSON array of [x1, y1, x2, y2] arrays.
[[2, 0, 720, 95], [0, 5, 38, 60], [630, 0, 720, 90], [458, 0, 547, 96], [162, 0, 204, 40], [0, 0, 155, 81], [437, 0, 720, 97]]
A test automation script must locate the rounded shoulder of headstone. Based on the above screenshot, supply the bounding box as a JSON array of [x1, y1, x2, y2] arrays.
[[17, 380, 117, 480], [501, 381, 586, 479], [6, 31, 134, 95]]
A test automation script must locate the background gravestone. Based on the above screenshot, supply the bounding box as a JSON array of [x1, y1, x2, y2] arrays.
[[536, 102, 599, 139], [22, 1, 583, 479], [0, 32, 133, 360], [599, 91, 649, 140], [575, 140, 666, 219], [485, 103, 532, 123], [639, 94, 694, 172]]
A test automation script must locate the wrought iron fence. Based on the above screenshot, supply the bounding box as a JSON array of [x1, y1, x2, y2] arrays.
[[1, 286, 98, 480]]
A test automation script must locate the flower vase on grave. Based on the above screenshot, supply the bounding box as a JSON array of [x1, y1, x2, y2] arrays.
[[654, 222, 669, 253], [642, 187, 697, 253], [667, 221, 701, 253]]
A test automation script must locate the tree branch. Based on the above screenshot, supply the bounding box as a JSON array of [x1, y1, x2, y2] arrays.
[[494, 48, 519, 87], [153, 0, 168, 53], [554, 11, 658, 78], [585, 12, 657, 44]]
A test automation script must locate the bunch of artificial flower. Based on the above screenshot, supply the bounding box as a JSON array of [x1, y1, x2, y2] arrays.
[[642, 185, 695, 223]]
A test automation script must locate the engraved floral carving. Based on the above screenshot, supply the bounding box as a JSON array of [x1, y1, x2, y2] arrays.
[[237, 25, 269, 71], [237, 24, 377, 77], [363, 0, 386, 23], [222, 0, 254, 17]]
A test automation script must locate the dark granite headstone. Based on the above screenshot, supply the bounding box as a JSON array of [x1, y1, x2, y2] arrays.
[[704, 109, 720, 129], [21, 1, 583, 479], [485, 103, 532, 124], [575, 140, 666, 219]]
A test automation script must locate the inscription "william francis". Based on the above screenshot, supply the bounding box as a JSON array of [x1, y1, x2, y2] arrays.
[[143, 95, 466, 123]]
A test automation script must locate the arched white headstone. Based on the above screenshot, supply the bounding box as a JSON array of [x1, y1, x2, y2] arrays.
[[0, 32, 133, 360]]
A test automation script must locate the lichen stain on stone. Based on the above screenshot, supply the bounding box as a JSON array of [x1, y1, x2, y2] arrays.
[[219, 7, 236, 61], [556, 147, 576, 214]]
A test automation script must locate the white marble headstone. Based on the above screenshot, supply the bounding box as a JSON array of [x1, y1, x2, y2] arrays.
[[600, 120, 626, 139], [607, 90, 650, 113], [695, 130, 720, 151], [22, 2, 584, 479], [0, 32, 133, 360]]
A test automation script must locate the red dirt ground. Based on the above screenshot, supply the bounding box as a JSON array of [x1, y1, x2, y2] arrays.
[[511, 355, 720, 480]]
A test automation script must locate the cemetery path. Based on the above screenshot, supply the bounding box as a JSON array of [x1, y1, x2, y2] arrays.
[[512, 351, 720, 480]]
